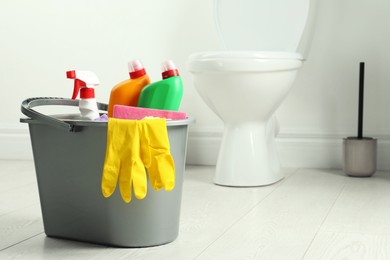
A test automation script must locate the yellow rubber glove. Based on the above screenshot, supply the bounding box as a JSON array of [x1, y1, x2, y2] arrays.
[[139, 118, 175, 191], [101, 118, 147, 203]]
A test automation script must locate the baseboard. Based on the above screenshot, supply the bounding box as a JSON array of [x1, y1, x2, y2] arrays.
[[3, 124, 390, 170], [186, 127, 390, 171], [0, 124, 33, 160], [186, 128, 344, 168]]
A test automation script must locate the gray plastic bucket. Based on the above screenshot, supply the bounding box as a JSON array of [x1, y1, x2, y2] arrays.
[[20, 97, 194, 247]]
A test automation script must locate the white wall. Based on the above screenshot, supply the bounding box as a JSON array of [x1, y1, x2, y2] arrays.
[[2, 0, 390, 169], [0, 0, 219, 124], [278, 0, 390, 137]]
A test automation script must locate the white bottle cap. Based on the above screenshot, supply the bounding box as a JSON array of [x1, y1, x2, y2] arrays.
[[161, 60, 176, 72], [128, 59, 144, 73], [161, 60, 179, 79], [128, 59, 147, 79]]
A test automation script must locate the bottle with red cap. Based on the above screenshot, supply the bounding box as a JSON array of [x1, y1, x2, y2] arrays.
[[137, 60, 183, 111], [66, 70, 100, 120], [107, 59, 151, 117]]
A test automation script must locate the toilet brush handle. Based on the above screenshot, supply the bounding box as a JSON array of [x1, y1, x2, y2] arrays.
[[357, 62, 364, 139]]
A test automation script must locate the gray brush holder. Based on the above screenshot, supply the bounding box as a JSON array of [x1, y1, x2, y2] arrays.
[[342, 137, 377, 177]]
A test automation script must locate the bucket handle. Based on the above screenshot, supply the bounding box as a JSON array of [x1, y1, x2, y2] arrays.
[[21, 97, 107, 132]]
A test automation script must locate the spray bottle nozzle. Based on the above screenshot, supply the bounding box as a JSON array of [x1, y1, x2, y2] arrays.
[[66, 70, 99, 99], [66, 70, 77, 79]]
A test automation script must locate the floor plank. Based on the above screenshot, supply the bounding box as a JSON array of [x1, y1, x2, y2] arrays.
[[0, 205, 43, 250], [303, 231, 390, 260], [0, 160, 44, 251], [194, 169, 348, 260], [317, 171, 390, 235]]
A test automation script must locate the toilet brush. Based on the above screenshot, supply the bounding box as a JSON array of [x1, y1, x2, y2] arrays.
[[342, 62, 377, 177]]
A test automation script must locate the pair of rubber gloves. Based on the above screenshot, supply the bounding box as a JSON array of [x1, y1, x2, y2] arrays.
[[101, 118, 175, 203]]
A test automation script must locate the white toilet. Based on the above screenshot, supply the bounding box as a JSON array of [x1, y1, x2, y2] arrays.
[[188, 0, 318, 187]]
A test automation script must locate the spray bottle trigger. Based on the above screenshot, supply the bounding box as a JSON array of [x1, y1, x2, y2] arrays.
[[67, 71, 86, 99], [72, 79, 87, 99]]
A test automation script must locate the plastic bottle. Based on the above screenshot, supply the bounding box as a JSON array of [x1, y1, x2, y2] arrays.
[[137, 60, 183, 111], [66, 70, 100, 120], [107, 60, 151, 117]]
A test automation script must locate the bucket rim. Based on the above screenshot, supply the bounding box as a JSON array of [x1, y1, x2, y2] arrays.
[[20, 114, 195, 127]]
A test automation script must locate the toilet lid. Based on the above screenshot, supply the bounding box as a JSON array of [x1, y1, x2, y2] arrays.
[[215, 0, 310, 52], [190, 51, 302, 60]]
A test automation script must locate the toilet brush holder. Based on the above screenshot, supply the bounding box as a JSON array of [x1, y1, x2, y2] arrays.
[[343, 62, 377, 177], [342, 137, 377, 177]]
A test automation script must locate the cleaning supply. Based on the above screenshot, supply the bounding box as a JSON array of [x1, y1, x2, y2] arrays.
[[102, 118, 147, 203], [101, 118, 175, 202], [113, 105, 187, 120], [107, 60, 151, 117], [343, 62, 377, 177], [66, 70, 100, 120], [137, 60, 183, 111]]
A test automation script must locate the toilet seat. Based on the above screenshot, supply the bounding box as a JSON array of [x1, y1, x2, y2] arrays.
[[189, 51, 302, 60], [188, 51, 303, 72]]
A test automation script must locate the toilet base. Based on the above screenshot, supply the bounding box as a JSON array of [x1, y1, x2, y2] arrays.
[[214, 120, 284, 187]]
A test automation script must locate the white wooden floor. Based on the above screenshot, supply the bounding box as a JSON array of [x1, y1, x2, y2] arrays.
[[1, 160, 390, 259]]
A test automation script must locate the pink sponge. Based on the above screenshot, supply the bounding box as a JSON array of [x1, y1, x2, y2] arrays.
[[113, 105, 187, 120]]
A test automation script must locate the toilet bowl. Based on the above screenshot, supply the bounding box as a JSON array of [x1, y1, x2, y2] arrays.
[[188, 0, 318, 186]]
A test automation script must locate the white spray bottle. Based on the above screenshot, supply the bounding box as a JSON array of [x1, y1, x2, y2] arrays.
[[66, 70, 100, 120]]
